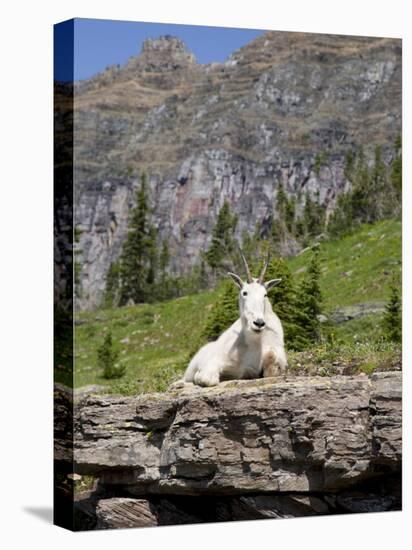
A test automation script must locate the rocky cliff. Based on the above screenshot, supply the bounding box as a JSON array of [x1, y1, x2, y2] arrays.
[[55, 371, 402, 529], [68, 31, 401, 308]]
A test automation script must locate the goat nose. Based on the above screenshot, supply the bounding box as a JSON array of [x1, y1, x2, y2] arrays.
[[253, 319, 265, 328]]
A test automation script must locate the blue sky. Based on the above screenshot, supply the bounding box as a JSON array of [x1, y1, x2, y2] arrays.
[[54, 18, 266, 82]]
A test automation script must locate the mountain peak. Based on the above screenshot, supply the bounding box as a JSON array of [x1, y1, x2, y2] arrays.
[[139, 35, 196, 68]]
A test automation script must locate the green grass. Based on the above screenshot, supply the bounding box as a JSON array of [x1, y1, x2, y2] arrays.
[[288, 336, 401, 378], [69, 219, 401, 394], [332, 313, 386, 343], [288, 219, 401, 311], [73, 290, 217, 394]]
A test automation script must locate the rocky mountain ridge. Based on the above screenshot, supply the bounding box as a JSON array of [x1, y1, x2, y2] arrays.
[[68, 31, 401, 308]]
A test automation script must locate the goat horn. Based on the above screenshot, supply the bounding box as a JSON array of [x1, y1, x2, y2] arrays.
[[258, 253, 270, 284], [238, 247, 253, 283]]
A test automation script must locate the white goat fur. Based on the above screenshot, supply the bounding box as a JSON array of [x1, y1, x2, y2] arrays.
[[184, 272, 288, 387]]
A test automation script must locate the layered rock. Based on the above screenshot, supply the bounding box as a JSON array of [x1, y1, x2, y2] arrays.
[[68, 32, 401, 308], [54, 371, 402, 528]]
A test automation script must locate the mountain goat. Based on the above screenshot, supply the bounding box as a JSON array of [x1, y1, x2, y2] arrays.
[[184, 251, 288, 386]]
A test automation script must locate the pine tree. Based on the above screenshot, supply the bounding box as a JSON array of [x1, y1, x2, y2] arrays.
[[328, 192, 352, 237], [276, 182, 288, 219], [118, 172, 157, 305], [313, 151, 328, 176], [104, 261, 121, 307], [328, 151, 356, 237], [344, 149, 355, 180], [369, 145, 387, 221], [295, 217, 306, 239], [202, 279, 239, 342], [303, 192, 313, 236], [285, 196, 296, 234], [351, 159, 370, 223], [329, 142, 400, 239], [382, 277, 402, 343], [329, 148, 371, 236], [152, 239, 175, 301], [97, 331, 125, 379], [205, 201, 237, 271], [264, 257, 302, 350], [303, 191, 324, 239], [294, 247, 323, 347]]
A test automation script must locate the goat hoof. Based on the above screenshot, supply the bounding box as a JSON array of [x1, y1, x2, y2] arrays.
[[194, 371, 220, 387]]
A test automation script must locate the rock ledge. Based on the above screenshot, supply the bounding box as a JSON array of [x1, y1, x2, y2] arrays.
[[55, 372, 402, 528]]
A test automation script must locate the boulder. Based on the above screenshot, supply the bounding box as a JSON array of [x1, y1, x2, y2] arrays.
[[70, 372, 401, 495], [54, 372, 402, 528], [330, 302, 386, 323]]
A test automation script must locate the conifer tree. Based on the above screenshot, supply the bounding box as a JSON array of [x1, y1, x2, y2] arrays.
[[344, 149, 355, 180], [303, 191, 325, 239], [264, 257, 302, 350], [205, 201, 237, 271], [350, 158, 370, 223], [382, 277, 402, 343], [329, 142, 401, 238], [294, 247, 323, 347], [329, 148, 369, 236], [271, 218, 282, 254], [328, 151, 354, 237], [327, 192, 352, 237], [118, 172, 157, 304], [303, 192, 315, 236], [276, 182, 288, 219], [97, 331, 125, 379], [285, 196, 296, 234], [104, 261, 121, 308], [295, 217, 306, 239], [369, 145, 387, 221], [202, 279, 239, 342]]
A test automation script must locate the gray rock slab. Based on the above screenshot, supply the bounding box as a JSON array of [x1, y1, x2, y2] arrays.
[[65, 372, 401, 495]]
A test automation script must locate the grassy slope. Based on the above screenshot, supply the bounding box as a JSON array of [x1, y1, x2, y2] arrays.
[[288, 219, 401, 310], [74, 290, 217, 393], [72, 219, 401, 393]]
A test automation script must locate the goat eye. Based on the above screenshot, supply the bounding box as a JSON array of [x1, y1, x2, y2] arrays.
[[264, 294, 268, 298], [242, 291, 248, 296]]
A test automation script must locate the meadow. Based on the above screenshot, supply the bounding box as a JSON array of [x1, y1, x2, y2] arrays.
[[72, 219, 401, 395]]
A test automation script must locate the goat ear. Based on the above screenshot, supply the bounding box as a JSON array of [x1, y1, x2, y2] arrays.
[[227, 272, 244, 289], [265, 278, 282, 290]]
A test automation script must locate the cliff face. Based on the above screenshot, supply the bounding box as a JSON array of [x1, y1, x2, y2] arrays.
[[54, 372, 402, 529], [70, 31, 401, 308]]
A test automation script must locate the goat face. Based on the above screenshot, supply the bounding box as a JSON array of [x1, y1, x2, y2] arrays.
[[228, 271, 282, 335], [239, 281, 268, 333]]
